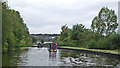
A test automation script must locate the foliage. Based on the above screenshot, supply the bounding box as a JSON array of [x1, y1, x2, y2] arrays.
[[32, 37, 37, 43], [70, 24, 85, 40], [57, 7, 119, 50], [41, 39, 44, 44], [31, 34, 59, 42], [59, 24, 70, 41], [91, 7, 118, 35], [2, 2, 32, 52]]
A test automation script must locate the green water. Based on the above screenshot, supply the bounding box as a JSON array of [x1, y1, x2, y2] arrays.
[[2, 47, 120, 67]]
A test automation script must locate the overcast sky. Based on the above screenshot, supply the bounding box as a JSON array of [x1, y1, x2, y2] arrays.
[[7, 0, 119, 34]]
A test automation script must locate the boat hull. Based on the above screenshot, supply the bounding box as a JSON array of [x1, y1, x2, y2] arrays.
[[48, 49, 57, 52]]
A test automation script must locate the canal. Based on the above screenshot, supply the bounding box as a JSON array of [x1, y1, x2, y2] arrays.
[[2, 47, 120, 67]]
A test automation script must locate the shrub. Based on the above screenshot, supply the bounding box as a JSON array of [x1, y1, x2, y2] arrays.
[[108, 34, 120, 49], [98, 34, 120, 50], [86, 39, 96, 49]]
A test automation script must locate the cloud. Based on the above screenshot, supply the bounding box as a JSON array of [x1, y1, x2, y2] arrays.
[[8, 0, 118, 34]]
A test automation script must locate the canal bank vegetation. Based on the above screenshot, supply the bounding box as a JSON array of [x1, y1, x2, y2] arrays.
[[2, 1, 33, 52], [58, 46, 120, 55], [57, 7, 120, 51]]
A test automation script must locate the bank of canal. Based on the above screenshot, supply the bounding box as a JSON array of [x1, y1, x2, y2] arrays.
[[57, 46, 120, 56]]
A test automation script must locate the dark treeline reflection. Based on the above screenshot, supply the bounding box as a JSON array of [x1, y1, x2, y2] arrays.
[[2, 48, 28, 66]]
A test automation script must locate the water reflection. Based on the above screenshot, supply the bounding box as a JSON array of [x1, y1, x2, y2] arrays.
[[2, 48, 29, 66], [2, 47, 120, 67], [59, 49, 120, 66], [37, 46, 43, 48], [49, 52, 56, 60]]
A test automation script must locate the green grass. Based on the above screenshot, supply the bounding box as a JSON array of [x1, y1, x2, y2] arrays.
[[58, 46, 120, 55], [57, 41, 120, 55]]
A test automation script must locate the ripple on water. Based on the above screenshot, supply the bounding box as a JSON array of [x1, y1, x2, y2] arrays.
[[2, 47, 120, 67]]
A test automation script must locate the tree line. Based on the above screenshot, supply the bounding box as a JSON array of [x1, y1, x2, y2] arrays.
[[31, 34, 59, 43], [57, 7, 120, 50], [31, 34, 59, 36], [2, 2, 32, 52]]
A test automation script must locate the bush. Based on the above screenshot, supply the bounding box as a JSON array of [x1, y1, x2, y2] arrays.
[[95, 34, 120, 50], [2, 41, 8, 52], [57, 41, 76, 47], [86, 39, 96, 49], [95, 38, 112, 49], [107, 34, 120, 49]]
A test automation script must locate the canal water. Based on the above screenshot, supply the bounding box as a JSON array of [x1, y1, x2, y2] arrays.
[[2, 47, 120, 67]]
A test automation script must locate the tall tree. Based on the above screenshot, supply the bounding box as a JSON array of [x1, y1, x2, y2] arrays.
[[91, 7, 118, 35], [60, 24, 70, 41], [2, 2, 32, 52], [70, 24, 85, 40]]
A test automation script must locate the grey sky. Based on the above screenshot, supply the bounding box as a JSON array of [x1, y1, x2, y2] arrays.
[[8, 0, 119, 34]]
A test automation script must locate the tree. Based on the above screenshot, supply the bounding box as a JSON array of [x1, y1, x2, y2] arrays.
[[32, 37, 37, 43], [60, 24, 70, 41], [2, 2, 32, 52], [70, 24, 85, 40], [91, 7, 118, 35], [41, 39, 44, 44]]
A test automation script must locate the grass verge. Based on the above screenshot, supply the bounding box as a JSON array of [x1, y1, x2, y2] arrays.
[[58, 46, 120, 55]]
